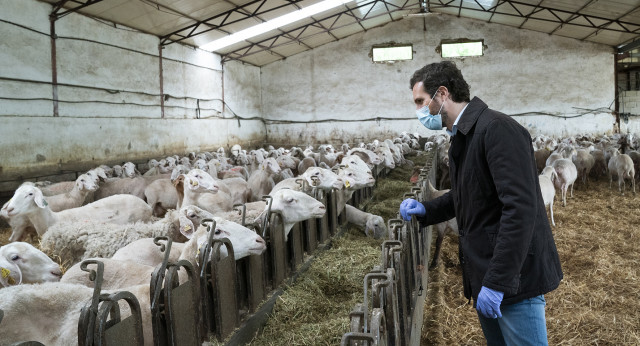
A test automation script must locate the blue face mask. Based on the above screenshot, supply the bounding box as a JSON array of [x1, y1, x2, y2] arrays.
[[416, 92, 445, 130]]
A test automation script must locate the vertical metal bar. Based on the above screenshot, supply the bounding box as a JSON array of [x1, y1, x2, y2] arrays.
[[615, 53, 620, 133], [159, 44, 165, 119], [50, 17, 59, 117], [221, 65, 225, 116]]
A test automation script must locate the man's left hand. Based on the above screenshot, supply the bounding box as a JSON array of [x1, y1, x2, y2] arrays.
[[476, 286, 504, 319]]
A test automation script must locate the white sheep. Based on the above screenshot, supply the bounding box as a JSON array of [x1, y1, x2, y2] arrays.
[[110, 205, 220, 266], [0, 242, 62, 287], [0, 282, 153, 345], [61, 215, 266, 289], [571, 149, 595, 185], [4, 184, 153, 237], [144, 165, 191, 217], [344, 204, 387, 239], [608, 153, 636, 195], [255, 189, 327, 240], [247, 157, 281, 202], [45, 173, 99, 212], [551, 158, 578, 207], [539, 166, 557, 226], [40, 207, 192, 266], [271, 166, 344, 194]]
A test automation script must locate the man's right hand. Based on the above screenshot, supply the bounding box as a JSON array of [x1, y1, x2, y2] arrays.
[[399, 198, 426, 221]]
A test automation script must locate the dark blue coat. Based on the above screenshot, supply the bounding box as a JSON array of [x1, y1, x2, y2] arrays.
[[418, 97, 563, 306]]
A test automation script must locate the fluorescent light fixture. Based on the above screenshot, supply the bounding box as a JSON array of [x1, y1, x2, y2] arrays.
[[201, 0, 353, 52], [462, 0, 498, 8]]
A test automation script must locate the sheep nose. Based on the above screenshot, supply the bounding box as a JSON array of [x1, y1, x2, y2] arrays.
[[319, 205, 326, 210], [256, 237, 266, 246], [6, 207, 14, 213]]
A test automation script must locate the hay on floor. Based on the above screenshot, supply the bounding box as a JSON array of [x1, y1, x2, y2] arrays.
[[421, 178, 640, 345]]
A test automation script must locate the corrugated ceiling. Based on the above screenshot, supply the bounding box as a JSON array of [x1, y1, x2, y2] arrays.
[[41, 0, 640, 66]]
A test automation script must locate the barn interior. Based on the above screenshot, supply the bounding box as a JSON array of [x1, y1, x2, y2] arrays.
[[1, 0, 639, 345]]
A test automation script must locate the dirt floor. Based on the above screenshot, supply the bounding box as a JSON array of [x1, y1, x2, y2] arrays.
[[421, 178, 640, 345]]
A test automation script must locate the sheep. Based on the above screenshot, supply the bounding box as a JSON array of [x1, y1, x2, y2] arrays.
[[627, 150, 640, 181], [608, 153, 636, 195], [271, 166, 344, 194], [2, 183, 39, 242], [110, 205, 218, 266], [45, 173, 99, 212], [0, 282, 153, 345], [344, 204, 387, 239], [0, 242, 62, 287], [247, 157, 281, 202], [347, 148, 383, 168], [142, 159, 161, 176], [539, 166, 557, 227], [144, 165, 191, 217], [61, 215, 266, 289], [179, 169, 238, 214], [571, 149, 595, 185], [534, 148, 551, 173], [426, 181, 458, 268], [545, 152, 563, 167], [590, 149, 608, 180], [551, 158, 578, 207], [297, 157, 317, 175], [4, 184, 153, 237], [40, 207, 192, 267], [254, 188, 327, 240]]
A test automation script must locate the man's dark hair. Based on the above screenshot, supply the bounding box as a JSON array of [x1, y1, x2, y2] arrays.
[[410, 61, 471, 103]]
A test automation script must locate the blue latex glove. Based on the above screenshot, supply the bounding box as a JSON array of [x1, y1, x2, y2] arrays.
[[476, 286, 504, 319], [399, 198, 426, 221]]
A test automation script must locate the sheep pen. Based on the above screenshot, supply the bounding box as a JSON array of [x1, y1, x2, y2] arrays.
[[422, 178, 640, 345], [1, 154, 639, 345]]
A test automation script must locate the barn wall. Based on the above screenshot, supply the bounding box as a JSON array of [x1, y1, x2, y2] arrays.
[[0, 0, 264, 187], [261, 14, 615, 146]]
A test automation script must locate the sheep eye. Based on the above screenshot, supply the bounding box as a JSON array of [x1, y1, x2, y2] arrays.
[[10, 255, 19, 261], [189, 214, 197, 218], [28, 193, 33, 196], [214, 229, 222, 235]]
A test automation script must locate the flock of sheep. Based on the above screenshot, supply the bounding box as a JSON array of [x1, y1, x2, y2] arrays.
[[0, 134, 422, 345]]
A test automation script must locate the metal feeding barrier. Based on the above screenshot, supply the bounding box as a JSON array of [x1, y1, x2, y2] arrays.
[[0, 161, 387, 345], [341, 151, 437, 346]]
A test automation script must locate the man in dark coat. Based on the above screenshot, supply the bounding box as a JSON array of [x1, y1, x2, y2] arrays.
[[400, 61, 563, 345]]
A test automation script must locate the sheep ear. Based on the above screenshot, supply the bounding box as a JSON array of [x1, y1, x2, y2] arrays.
[[34, 189, 48, 208], [185, 176, 200, 191], [0, 264, 18, 286], [96, 169, 107, 180], [173, 174, 185, 186], [179, 215, 196, 239]]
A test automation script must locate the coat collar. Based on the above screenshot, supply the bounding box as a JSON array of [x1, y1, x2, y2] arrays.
[[455, 97, 488, 136]]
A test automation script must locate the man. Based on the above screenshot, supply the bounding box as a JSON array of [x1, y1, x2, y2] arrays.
[[400, 61, 562, 345]]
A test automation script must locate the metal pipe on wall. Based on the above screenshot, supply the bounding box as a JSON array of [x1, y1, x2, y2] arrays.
[[49, 16, 59, 117], [159, 44, 165, 119]]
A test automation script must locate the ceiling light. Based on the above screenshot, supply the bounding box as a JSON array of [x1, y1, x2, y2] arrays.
[[201, 0, 353, 52]]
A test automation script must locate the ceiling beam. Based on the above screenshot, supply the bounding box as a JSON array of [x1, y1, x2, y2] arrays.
[[429, 0, 640, 36], [581, 4, 640, 41], [221, 1, 419, 64], [51, 0, 103, 20], [159, 0, 304, 46]]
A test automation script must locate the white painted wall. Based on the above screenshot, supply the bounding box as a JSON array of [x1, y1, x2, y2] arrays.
[[0, 0, 264, 185], [261, 14, 616, 145]]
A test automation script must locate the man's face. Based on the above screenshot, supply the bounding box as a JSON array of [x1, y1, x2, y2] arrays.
[[412, 81, 433, 111], [412, 81, 450, 129]]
